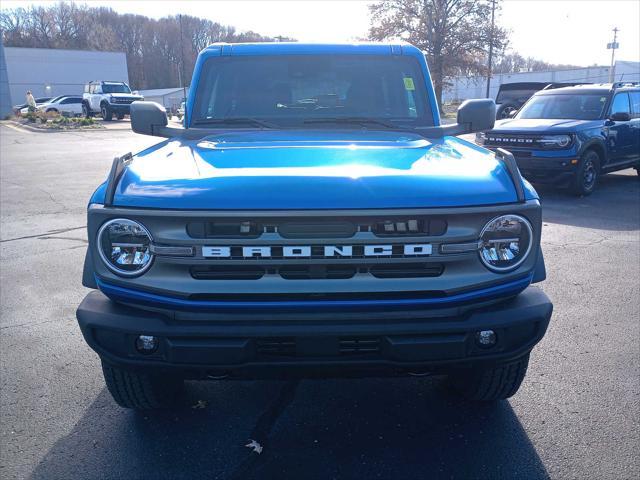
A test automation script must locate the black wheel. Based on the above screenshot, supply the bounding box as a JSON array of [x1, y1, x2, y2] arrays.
[[571, 150, 600, 196], [496, 103, 518, 119], [101, 104, 113, 121], [82, 103, 91, 118], [116, 113, 125, 120], [447, 354, 530, 402], [101, 361, 183, 410]]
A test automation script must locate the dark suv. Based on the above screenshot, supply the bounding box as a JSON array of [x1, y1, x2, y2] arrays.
[[477, 82, 640, 195]]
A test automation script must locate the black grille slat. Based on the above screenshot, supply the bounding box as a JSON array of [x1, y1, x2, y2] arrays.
[[279, 265, 356, 280], [191, 265, 264, 280], [370, 263, 444, 279]]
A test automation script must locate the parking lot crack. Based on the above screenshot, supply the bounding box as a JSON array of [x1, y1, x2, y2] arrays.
[[229, 380, 299, 479], [1, 179, 68, 211], [0, 226, 86, 243]]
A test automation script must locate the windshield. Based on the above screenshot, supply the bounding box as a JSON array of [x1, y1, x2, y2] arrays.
[[517, 93, 607, 120], [102, 82, 131, 94], [192, 55, 433, 128]]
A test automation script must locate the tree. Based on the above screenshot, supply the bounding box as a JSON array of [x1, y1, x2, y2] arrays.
[[369, 0, 508, 108], [0, 2, 295, 89]]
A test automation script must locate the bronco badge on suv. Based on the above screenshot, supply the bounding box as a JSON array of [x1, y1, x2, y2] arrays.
[[477, 82, 640, 195], [82, 80, 144, 121], [76, 43, 553, 410]]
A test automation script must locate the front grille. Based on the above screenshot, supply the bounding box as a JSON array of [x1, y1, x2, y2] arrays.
[[112, 98, 134, 104], [190, 263, 444, 280], [485, 134, 538, 148], [187, 216, 447, 239]]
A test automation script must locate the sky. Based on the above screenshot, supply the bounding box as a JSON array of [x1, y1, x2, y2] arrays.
[[1, 0, 639, 67]]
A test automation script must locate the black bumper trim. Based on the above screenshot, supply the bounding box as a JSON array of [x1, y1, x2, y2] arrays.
[[76, 287, 552, 376]]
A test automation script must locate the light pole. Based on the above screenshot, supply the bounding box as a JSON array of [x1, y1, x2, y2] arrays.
[[485, 0, 497, 98], [607, 27, 619, 83]]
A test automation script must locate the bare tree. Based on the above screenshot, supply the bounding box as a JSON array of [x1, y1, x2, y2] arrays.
[[369, 0, 508, 108], [0, 2, 293, 88]]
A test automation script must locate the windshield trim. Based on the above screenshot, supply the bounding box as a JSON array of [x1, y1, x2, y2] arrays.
[[190, 54, 434, 130]]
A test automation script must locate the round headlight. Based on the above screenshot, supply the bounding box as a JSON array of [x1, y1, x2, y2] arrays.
[[97, 218, 153, 276], [479, 215, 533, 272]]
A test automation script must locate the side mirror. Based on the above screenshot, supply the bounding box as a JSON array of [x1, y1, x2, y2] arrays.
[[610, 111, 631, 122], [130, 101, 168, 136], [456, 99, 496, 134]]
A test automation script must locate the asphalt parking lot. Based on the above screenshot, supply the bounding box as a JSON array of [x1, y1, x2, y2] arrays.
[[1, 124, 638, 480]]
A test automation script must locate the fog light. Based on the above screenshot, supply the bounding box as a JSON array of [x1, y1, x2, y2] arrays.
[[135, 335, 158, 354], [476, 330, 497, 348]]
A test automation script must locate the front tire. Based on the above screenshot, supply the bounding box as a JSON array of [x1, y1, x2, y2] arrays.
[[101, 361, 183, 410], [571, 150, 600, 196], [101, 104, 113, 121], [447, 354, 530, 402]]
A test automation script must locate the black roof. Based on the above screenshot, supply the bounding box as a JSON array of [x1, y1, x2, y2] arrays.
[[536, 82, 639, 96]]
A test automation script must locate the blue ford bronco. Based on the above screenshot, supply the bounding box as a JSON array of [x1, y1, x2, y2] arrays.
[[76, 43, 553, 409], [477, 82, 640, 195]]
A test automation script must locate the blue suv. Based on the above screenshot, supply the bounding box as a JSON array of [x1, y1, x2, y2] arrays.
[[476, 83, 640, 195], [76, 42, 553, 410]]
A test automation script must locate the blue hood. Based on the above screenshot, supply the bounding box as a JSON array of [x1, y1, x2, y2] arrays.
[[107, 130, 530, 210], [493, 118, 602, 133]]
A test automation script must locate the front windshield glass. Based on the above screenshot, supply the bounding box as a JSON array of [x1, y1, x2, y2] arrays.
[[517, 93, 607, 120], [192, 55, 433, 127], [102, 82, 131, 94]]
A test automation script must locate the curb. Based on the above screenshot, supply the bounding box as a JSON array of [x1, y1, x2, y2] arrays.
[[2, 120, 109, 133]]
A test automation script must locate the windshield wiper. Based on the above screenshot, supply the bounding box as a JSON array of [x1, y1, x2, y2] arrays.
[[303, 117, 399, 129], [193, 117, 278, 129]]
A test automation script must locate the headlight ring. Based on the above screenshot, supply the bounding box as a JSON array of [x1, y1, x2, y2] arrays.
[[97, 218, 154, 276], [479, 214, 533, 273]]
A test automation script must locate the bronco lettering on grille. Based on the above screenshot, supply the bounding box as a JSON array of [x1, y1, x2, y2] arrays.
[[202, 244, 433, 258]]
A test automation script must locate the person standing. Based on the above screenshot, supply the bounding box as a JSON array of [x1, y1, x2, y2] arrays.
[[26, 90, 36, 112]]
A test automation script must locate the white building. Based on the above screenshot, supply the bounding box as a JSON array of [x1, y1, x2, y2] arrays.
[[1, 46, 129, 107], [444, 61, 640, 103], [138, 87, 189, 111]]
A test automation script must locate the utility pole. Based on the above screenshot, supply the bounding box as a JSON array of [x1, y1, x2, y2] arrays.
[[178, 14, 188, 123], [485, 0, 497, 98], [607, 27, 619, 83]]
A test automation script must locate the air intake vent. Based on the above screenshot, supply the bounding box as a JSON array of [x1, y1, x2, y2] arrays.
[[279, 265, 356, 280], [369, 263, 444, 279], [187, 221, 260, 238], [190, 265, 264, 280], [373, 218, 447, 236], [339, 337, 381, 355], [256, 338, 296, 356]]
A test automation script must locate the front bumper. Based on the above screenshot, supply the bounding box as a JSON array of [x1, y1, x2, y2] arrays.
[[514, 156, 578, 186], [108, 104, 132, 114], [484, 147, 577, 186], [76, 286, 552, 378]]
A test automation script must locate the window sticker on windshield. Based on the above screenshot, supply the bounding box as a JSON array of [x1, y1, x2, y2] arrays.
[[403, 77, 415, 91]]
